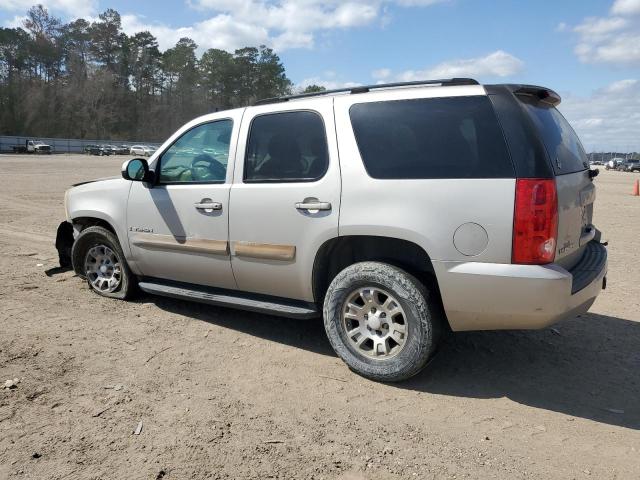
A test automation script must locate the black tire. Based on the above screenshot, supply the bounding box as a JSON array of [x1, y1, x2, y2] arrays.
[[71, 225, 135, 299], [323, 261, 443, 382]]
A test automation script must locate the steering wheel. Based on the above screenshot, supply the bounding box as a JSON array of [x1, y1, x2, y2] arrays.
[[190, 154, 226, 181]]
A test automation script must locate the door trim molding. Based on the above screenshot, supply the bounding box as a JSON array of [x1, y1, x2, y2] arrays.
[[232, 241, 296, 261], [131, 233, 229, 256]]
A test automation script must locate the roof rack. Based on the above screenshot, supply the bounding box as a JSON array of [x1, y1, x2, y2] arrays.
[[254, 78, 479, 106]]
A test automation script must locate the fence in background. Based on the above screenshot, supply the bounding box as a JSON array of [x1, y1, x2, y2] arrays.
[[0, 135, 160, 154]]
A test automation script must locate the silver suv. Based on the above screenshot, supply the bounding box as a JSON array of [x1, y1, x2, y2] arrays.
[[56, 78, 608, 381]]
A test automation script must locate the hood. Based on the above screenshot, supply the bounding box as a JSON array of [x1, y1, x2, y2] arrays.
[[72, 175, 120, 187]]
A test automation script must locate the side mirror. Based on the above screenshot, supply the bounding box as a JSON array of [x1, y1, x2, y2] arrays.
[[122, 158, 154, 183]]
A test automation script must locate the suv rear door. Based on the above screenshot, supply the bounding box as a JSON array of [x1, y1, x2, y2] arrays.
[[521, 101, 595, 269], [228, 98, 341, 301]]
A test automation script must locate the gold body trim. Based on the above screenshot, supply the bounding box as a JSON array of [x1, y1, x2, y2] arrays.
[[131, 233, 229, 256], [232, 241, 296, 261]]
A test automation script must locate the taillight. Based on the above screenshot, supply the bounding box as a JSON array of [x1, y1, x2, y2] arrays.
[[512, 178, 558, 264]]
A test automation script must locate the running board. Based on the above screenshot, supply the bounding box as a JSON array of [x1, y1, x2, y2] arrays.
[[138, 280, 319, 319]]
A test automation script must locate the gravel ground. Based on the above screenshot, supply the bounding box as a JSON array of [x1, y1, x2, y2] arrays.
[[0, 154, 639, 480]]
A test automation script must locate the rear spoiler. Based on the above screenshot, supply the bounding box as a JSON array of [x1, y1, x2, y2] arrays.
[[513, 86, 561, 107]]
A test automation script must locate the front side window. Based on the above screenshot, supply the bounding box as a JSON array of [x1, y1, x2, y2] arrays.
[[158, 119, 233, 184], [349, 96, 514, 179], [244, 111, 329, 183]]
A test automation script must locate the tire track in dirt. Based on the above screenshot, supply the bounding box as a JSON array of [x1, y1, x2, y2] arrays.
[[0, 225, 54, 246]]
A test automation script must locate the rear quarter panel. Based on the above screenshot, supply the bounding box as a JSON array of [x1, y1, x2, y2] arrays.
[[333, 87, 515, 264]]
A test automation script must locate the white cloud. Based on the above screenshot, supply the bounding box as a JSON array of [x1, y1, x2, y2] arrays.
[[611, 0, 640, 15], [392, 0, 448, 5], [2, 0, 448, 52], [371, 68, 391, 80], [3, 14, 25, 28], [120, 14, 270, 53], [377, 50, 524, 83], [559, 79, 640, 151], [566, 1, 640, 65], [0, 0, 96, 18], [573, 16, 628, 36], [183, 0, 447, 51]]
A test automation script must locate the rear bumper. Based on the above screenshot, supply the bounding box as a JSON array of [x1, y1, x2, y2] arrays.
[[434, 241, 607, 331]]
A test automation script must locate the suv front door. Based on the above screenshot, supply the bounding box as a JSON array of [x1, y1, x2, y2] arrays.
[[229, 99, 341, 301], [126, 111, 243, 289]]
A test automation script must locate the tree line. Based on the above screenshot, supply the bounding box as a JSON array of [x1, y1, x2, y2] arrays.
[[0, 5, 322, 142]]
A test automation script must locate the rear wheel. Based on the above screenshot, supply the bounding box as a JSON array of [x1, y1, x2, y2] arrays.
[[71, 226, 135, 299], [323, 261, 443, 382]]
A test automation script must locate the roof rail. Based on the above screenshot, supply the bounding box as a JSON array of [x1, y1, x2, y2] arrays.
[[254, 78, 479, 106]]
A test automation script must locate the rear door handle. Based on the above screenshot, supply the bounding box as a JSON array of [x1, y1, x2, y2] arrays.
[[194, 200, 222, 211], [295, 200, 332, 211]]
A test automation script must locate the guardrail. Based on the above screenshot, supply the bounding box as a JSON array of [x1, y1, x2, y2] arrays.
[[0, 135, 161, 154]]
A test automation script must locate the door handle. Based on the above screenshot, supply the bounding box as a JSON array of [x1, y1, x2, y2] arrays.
[[295, 200, 332, 211], [194, 201, 222, 211]]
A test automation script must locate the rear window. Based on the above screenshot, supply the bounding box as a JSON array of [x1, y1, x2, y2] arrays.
[[522, 104, 588, 175], [349, 96, 514, 179]]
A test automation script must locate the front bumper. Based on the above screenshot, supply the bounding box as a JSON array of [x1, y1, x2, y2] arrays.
[[434, 241, 608, 331]]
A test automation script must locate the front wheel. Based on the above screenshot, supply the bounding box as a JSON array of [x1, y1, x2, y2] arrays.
[[71, 226, 135, 299], [323, 262, 443, 382]]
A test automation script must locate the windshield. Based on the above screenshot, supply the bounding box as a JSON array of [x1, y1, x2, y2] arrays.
[[522, 103, 588, 175]]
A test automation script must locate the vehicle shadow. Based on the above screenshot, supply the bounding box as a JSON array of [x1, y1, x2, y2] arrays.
[[148, 294, 335, 357], [404, 312, 640, 430], [147, 294, 640, 430]]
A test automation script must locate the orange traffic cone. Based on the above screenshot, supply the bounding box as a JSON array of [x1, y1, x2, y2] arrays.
[[633, 179, 640, 196]]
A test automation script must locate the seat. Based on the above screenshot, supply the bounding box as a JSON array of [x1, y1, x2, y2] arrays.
[[306, 136, 328, 178], [257, 134, 304, 179]]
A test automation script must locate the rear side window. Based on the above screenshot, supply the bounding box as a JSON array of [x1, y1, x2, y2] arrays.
[[522, 104, 588, 175], [244, 111, 329, 183], [349, 96, 514, 179]]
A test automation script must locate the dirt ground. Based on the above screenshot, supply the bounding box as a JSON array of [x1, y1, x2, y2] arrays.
[[0, 154, 639, 480]]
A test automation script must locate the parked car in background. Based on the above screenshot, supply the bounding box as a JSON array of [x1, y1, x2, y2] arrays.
[[11, 139, 52, 154], [129, 145, 146, 156], [129, 145, 155, 156], [57, 79, 607, 382], [116, 145, 131, 155], [84, 144, 99, 154], [88, 145, 113, 156], [605, 158, 623, 170], [618, 159, 640, 172]]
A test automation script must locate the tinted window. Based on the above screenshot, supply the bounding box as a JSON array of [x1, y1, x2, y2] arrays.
[[159, 120, 232, 184], [349, 96, 514, 179], [522, 104, 587, 175], [244, 111, 328, 182]]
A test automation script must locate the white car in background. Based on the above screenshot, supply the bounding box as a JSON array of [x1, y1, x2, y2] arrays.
[[129, 145, 155, 156]]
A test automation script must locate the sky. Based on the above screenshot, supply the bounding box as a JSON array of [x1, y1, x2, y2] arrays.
[[1, 0, 639, 152]]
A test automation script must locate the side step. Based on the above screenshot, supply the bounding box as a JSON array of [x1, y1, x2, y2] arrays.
[[138, 279, 320, 320]]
